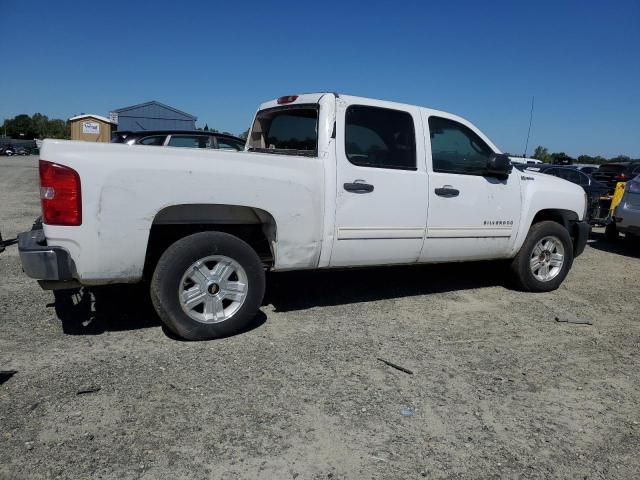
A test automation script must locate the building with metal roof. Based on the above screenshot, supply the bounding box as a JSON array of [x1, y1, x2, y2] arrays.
[[109, 101, 197, 131]]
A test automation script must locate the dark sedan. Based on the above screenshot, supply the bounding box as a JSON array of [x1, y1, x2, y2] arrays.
[[527, 164, 610, 221], [111, 130, 246, 151], [591, 161, 640, 193]]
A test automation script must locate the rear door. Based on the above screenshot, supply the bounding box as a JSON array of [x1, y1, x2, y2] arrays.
[[329, 100, 428, 266]]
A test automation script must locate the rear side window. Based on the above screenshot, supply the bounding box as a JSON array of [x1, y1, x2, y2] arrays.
[[345, 106, 416, 170], [429, 116, 494, 175], [248, 105, 318, 156], [139, 135, 167, 146], [167, 135, 212, 149]]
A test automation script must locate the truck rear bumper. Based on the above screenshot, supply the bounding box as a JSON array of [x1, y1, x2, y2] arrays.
[[18, 227, 74, 281], [573, 221, 590, 257]]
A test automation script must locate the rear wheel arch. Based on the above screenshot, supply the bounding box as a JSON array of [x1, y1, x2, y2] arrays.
[[143, 204, 277, 278]]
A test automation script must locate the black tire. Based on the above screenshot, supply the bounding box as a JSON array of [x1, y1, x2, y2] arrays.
[[150, 231, 265, 340], [605, 223, 619, 241], [510, 221, 574, 292]]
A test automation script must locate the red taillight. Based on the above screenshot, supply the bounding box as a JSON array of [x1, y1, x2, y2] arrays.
[[39, 160, 82, 226], [614, 173, 629, 181], [277, 95, 298, 104]]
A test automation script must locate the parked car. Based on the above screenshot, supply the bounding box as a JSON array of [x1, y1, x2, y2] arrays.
[[17, 92, 589, 340], [591, 161, 640, 193], [14, 146, 30, 155], [526, 164, 609, 222], [0, 145, 15, 156], [576, 165, 598, 175], [111, 130, 246, 151], [606, 175, 640, 240]]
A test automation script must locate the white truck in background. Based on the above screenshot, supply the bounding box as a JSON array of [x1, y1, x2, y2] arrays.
[[17, 93, 589, 340]]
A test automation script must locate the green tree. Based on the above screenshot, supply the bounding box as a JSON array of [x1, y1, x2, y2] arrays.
[[2, 114, 70, 139], [239, 128, 249, 140], [5, 114, 36, 139], [549, 152, 575, 164], [46, 119, 69, 139], [532, 146, 550, 163]]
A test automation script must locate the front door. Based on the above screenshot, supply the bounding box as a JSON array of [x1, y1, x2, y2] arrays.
[[421, 114, 521, 262], [330, 100, 428, 267]]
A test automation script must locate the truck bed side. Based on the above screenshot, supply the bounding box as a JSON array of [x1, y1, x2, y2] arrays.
[[40, 140, 325, 283]]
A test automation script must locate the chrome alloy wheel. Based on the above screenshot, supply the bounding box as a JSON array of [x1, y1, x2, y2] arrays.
[[178, 255, 248, 324], [529, 236, 565, 282]]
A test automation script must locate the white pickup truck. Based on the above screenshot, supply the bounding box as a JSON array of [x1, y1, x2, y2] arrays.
[[18, 93, 589, 340]]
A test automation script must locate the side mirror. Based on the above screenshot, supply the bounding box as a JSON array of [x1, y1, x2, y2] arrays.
[[486, 153, 512, 179]]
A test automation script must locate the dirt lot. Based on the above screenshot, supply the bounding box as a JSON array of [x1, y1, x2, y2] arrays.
[[1, 155, 639, 479]]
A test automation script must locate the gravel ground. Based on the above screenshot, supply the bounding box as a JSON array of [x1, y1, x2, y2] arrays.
[[1, 155, 639, 479]]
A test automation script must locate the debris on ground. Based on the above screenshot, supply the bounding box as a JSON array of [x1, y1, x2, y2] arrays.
[[76, 386, 101, 395], [401, 407, 415, 417], [554, 312, 593, 325], [377, 358, 414, 375]]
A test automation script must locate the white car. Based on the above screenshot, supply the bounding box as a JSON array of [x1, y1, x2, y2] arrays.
[[18, 93, 589, 340]]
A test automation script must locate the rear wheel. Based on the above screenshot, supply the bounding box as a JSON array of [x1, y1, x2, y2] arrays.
[[151, 232, 265, 340], [511, 221, 574, 292]]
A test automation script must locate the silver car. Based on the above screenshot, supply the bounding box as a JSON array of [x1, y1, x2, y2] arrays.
[[612, 175, 640, 239]]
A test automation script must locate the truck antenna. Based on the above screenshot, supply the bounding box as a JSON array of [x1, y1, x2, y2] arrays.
[[523, 96, 534, 158]]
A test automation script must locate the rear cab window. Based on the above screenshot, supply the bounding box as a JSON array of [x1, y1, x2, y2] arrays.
[[248, 105, 318, 157]]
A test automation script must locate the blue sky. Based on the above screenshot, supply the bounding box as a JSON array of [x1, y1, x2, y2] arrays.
[[1, 0, 638, 157]]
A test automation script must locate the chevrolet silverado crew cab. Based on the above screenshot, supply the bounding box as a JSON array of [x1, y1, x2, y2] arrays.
[[18, 93, 590, 340]]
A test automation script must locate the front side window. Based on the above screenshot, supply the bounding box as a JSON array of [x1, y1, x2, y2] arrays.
[[429, 116, 494, 175], [248, 105, 318, 156], [138, 135, 166, 146], [345, 106, 416, 170], [167, 135, 212, 149]]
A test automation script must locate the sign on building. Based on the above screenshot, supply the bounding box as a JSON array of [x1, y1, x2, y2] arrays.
[[82, 122, 100, 135]]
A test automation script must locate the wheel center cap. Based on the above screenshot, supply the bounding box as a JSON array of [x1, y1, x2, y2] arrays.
[[208, 283, 220, 295]]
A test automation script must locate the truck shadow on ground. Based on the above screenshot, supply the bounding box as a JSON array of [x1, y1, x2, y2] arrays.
[[588, 231, 640, 258], [52, 261, 507, 335], [52, 285, 267, 338], [51, 285, 161, 336], [265, 260, 509, 312]]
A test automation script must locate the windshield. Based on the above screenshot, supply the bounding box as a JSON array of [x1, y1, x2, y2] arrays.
[[247, 105, 318, 156]]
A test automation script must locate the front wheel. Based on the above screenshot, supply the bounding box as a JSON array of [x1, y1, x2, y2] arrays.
[[511, 221, 574, 292], [151, 232, 266, 340]]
